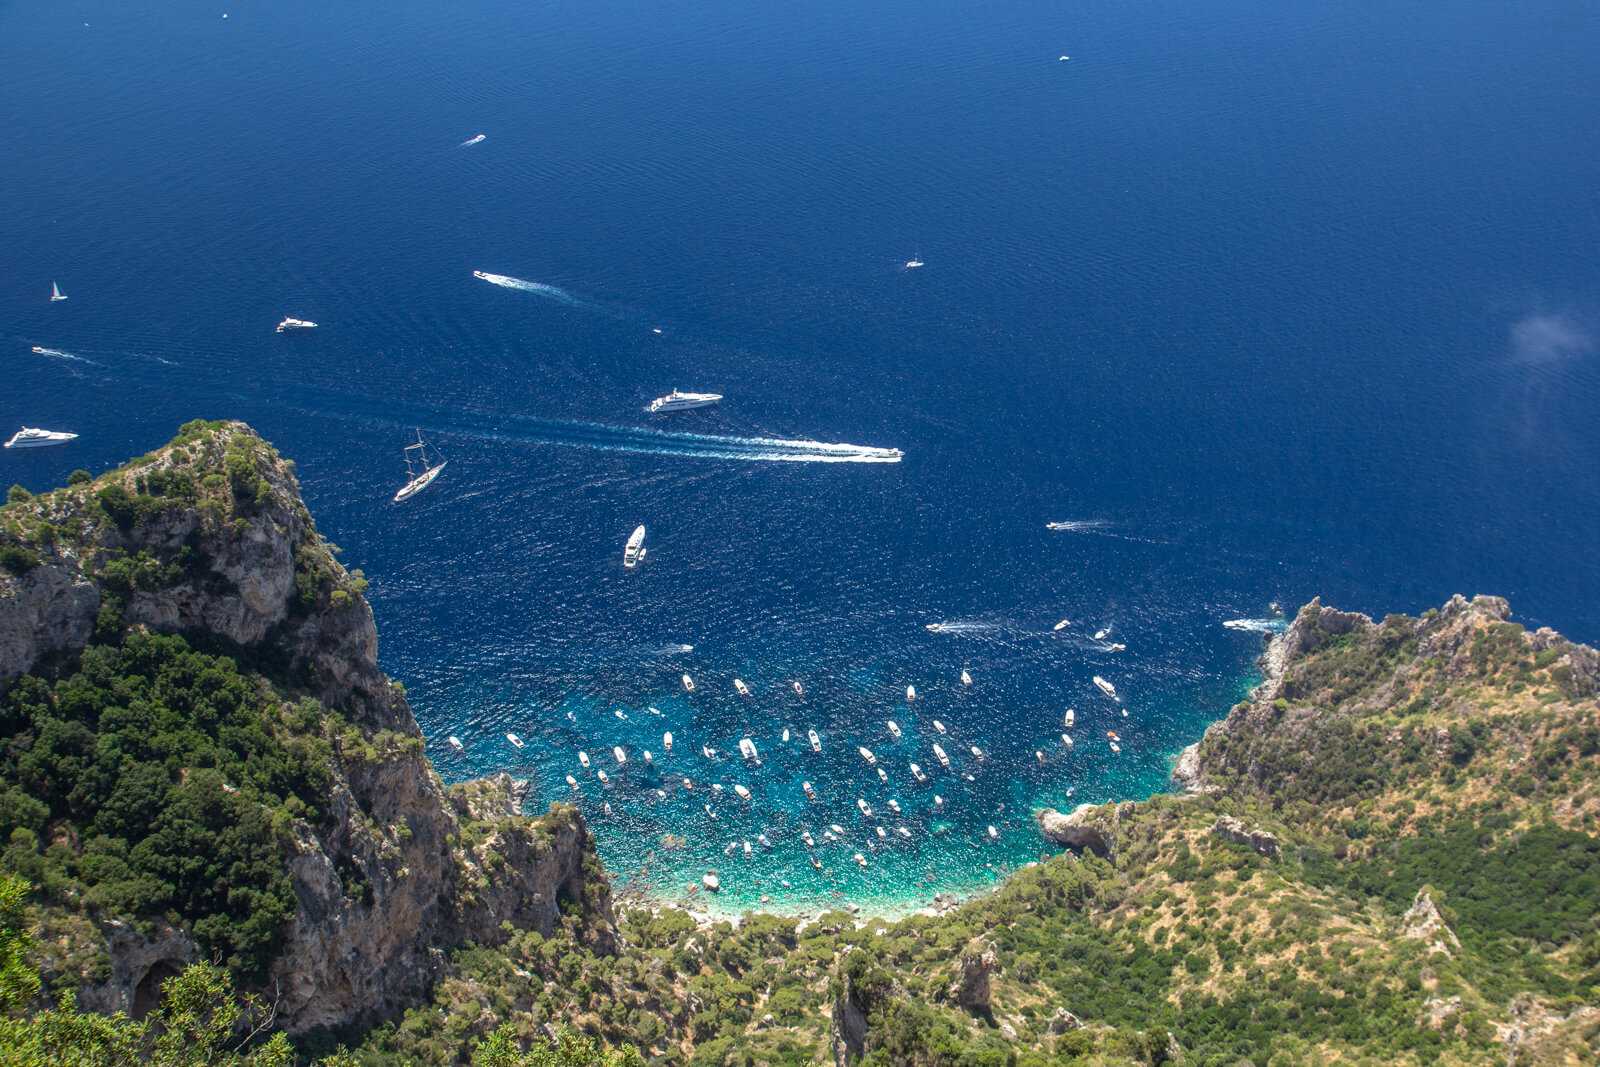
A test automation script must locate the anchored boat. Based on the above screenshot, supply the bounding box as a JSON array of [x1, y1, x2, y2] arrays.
[[393, 429, 447, 502], [623, 525, 647, 567]]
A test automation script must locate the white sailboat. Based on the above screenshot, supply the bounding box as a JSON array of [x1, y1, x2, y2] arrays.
[[50, 281, 67, 302], [961, 670, 972, 686], [393, 429, 447, 502], [623, 525, 647, 567]]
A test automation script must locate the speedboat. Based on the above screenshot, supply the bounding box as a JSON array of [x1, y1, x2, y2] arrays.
[[802, 830, 815, 846], [910, 763, 926, 782], [506, 732, 524, 749], [897, 826, 912, 838], [705, 804, 715, 818], [734, 784, 751, 800], [809, 729, 821, 752], [393, 429, 446, 502], [886, 720, 901, 739], [906, 685, 916, 701], [803, 781, 816, 800], [276, 317, 317, 332], [1036, 750, 1044, 763], [1108, 643, 1126, 652], [460, 134, 486, 146], [649, 389, 722, 413], [887, 799, 901, 813], [876, 827, 887, 839], [734, 678, 750, 696], [743, 841, 751, 855], [648, 706, 662, 716], [934, 795, 944, 807], [578, 751, 590, 768], [597, 770, 610, 783], [1062, 733, 1074, 747], [782, 728, 790, 743], [987, 826, 999, 840], [740, 738, 759, 761], [925, 623, 945, 632], [614, 709, 628, 721], [970, 745, 983, 759], [961, 670, 972, 686], [1064, 709, 1075, 727], [663, 732, 673, 752], [5, 427, 78, 449], [856, 853, 868, 868], [613, 746, 627, 765], [1094, 628, 1111, 640], [933, 744, 950, 768], [1053, 619, 1072, 631], [857, 799, 872, 816], [639, 748, 652, 762], [877, 767, 887, 782], [858, 746, 876, 765], [702, 744, 715, 758], [682, 673, 695, 692], [905, 257, 924, 269], [830, 823, 845, 835], [566, 775, 578, 788], [758, 835, 773, 850], [448, 736, 464, 751], [1110, 741, 1121, 753], [933, 720, 947, 735], [793, 680, 804, 697], [623, 525, 647, 568], [655, 789, 666, 799], [1093, 676, 1118, 699], [683, 778, 693, 789]]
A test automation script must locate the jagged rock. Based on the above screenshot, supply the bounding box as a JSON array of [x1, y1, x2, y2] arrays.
[[1211, 815, 1280, 858], [1048, 1007, 1084, 1034], [1035, 804, 1112, 857], [1401, 889, 1461, 957], [0, 563, 99, 680], [1421, 995, 1463, 1031], [948, 939, 996, 1012], [76, 918, 198, 1019], [830, 973, 870, 1067]]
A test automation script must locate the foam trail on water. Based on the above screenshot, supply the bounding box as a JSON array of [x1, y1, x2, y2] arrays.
[[289, 390, 905, 464], [30, 345, 98, 366], [473, 271, 617, 315]]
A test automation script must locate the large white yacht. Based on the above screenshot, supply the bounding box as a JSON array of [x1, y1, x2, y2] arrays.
[[5, 427, 78, 449], [623, 525, 647, 567], [1094, 675, 1118, 699], [393, 430, 447, 502], [648, 389, 722, 413], [276, 317, 317, 332]]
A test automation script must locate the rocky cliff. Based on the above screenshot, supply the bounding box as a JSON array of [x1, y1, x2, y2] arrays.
[[0, 421, 612, 1034]]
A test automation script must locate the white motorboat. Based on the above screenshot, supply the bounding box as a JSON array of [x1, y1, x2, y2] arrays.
[[987, 826, 999, 840], [906, 685, 916, 701], [1062, 733, 1074, 747], [933, 720, 947, 735], [613, 746, 627, 765], [803, 781, 816, 800], [1110, 741, 1121, 753], [734, 678, 750, 696], [887, 799, 901, 813], [925, 623, 946, 632], [649, 389, 722, 413], [614, 709, 629, 721], [961, 670, 972, 686], [934, 795, 944, 807], [857, 799, 872, 816], [1053, 619, 1072, 631], [876, 827, 886, 839], [623, 525, 647, 567], [830, 823, 846, 835], [793, 680, 804, 697], [1093, 676, 1118, 699], [905, 257, 924, 269], [578, 751, 590, 768], [1064, 709, 1075, 727], [683, 673, 695, 692], [802, 831, 815, 846], [683, 778, 694, 789], [597, 769, 610, 783], [506, 732, 525, 749], [644, 748, 654, 763], [460, 133, 487, 146], [743, 841, 751, 855], [4, 427, 77, 449], [393, 430, 447, 502], [51, 281, 67, 302], [1037, 750, 1045, 762], [897, 826, 912, 838], [910, 763, 926, 782], [566, 775, 578, 788], [448, 736, 464, 751], [877, 767, 887, 782], [734, 784, 751, 800], [856, 853, 868, 868], [933, 744, 950, 767], [704, 804, 715, 818], [702, 744, 715, 758], [858, 746, 876, 765], [1094, 627, 1111, 640], [663, 732, 673, 752], [886, 720, 901, 739], [655, 789, 665, 799], [970, 745, 983, 759], [809, 729, 821, 752], [759, 834, 773, 850], [1108, 643, 1127, 652], [782, 728, 791, 743], [739, 737, 759, 761], [276, 317, 316, 332]]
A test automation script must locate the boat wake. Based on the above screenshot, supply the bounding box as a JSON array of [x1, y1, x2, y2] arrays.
[[1046, 519, 1168, 545], [924, 621, 1001, 634], [30, 346, 98, 366], [1222, 618, 1289, 634], [473, 271, 620, 316]]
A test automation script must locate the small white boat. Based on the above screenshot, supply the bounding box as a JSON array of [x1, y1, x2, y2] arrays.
[[597, 769, 610, 783], [877, 768, 887, 781], [933, 720, 947, 735], [649, 389, 722, 413], [613, 746, 627, 765], [663, 732, 673, 752], [793, 680, 805, 697], [857, 799, 872, 816], [910, 763, 926, 782], [1108, 643, 1126, 652], [566, 775, 578, 788], [809, 729, 822, 752], [925, 623, 946, 632], [886, 720, 901, 739], [614, 709, 629, 721], [740, 738, 759, 761], [1110, 741, 1121, 753], [887, 799, 901, 813], [876, 826, 887, 839], [1037, 750, 1045, 762], [683, 778, 693, 789], [970, 745, 983, 759], [393, 430, 447, 502], [460, 133, 486, 146], [906, 685, 916, 701], [448, 736, 464, 751], [933, 744, 950, 767], [1122, 708, 1129, 718], [648, 706, 662, 716], [896, 826, 912, 838], [856, 853, 868, 868], [712, 784, 724, 794], [934, 795, 944, 807], [905, 257, 924, 269], [1062, 733, 1074, 747], [743, 841, 751, 855], [734, 784, 751, 800], [858, 746, 876, 765], [1053, 619, 1072, 631], [655, 789, 666, 798], [705, 804, 715, 817], [50, 281, 67, 302], [803, 781, 816, 799], [961, 670, 972, 686], [782, 728, 791, 743], [623, 525, 647, 568], [578, 751, 590, 768], [702, 745, 715, 758], [830, 823, 846, 835], [1093, 676, 1118, 699], [683, 673, 695, 692], [603, 803, 612, 815], [758, 834, 772, 850], [1094, 627, 1111, 640], [802, 830, 815, 846], [734, 678, 750, 696], [987, 826, 999, 840], [1064, 709, 1076, 727], [5, 427, 78, 449], [276, 317, 317, 332], [506, 732, 524, 749]]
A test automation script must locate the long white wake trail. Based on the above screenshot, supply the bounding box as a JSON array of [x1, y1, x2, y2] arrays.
[[473, 271, 598, 310]]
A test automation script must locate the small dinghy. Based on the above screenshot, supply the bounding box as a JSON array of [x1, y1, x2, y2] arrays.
[[565, 775, 578, 788], [663, 731, 673, 752], [578, 750, 590, 768], [613, 746, 627, 765]]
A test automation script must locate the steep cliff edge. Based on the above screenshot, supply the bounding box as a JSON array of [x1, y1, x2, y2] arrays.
[[0, 421, 612, 1035]]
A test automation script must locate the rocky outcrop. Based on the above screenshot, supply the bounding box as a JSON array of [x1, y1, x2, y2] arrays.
[[1, 424, 614, 1036], [1401, 889, 1461, 957], [1048, 1007, 1084, 1034], [949, 939, 996, 1013], [830, 973, 871, 1067], [1210, 815, 1280, 858], [1035, 803, 1131, 858]]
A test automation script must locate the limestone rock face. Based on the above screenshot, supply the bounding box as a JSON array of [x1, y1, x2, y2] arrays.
[[1210, 815, 1280, 858], [76, 918, 198, 1018], [0, 562, 99, 678], [1035, 804, 1116, 857], [1048, 1007, 1084, 1034], [830, 974, 870, 1067], [949, 939, 996, 1013], [1401, 889, 1461, 957]]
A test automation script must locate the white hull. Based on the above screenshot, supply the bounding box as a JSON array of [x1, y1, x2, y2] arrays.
[[394, 461, 446, 502], [5, 427, 78, 449], [623, 524, 647, 567], [1093, 676, 1118, 699], [276, 318, 317, 332], [649, 390, 722, 412]]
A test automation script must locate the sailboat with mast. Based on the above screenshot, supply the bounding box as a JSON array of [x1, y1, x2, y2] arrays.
[[50, 282, 67, 302], [393, 429, 447, 502]]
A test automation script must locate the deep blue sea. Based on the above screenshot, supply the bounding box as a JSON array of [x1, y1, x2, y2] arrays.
[[3, 0, 1598, 915]]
